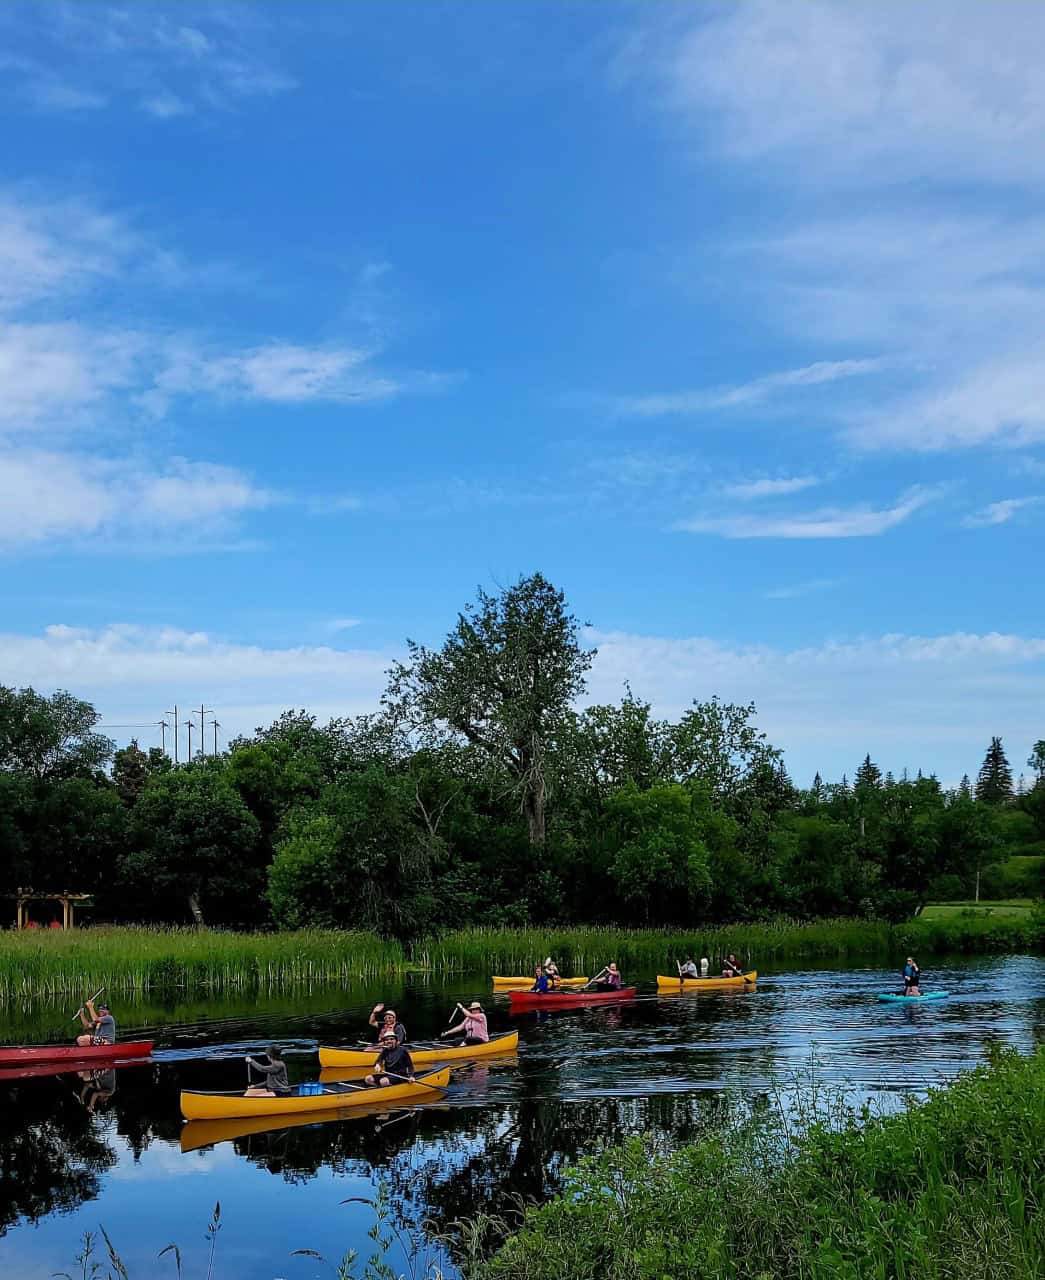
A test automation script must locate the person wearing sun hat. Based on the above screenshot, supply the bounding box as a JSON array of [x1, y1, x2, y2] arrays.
[[441, 1000, 489, 1045], [365, 1031, 415, 1087]]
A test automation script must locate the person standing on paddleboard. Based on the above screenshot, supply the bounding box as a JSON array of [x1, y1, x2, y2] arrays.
[[76, 999, 115, 1048], [903, 957, 921, 996]]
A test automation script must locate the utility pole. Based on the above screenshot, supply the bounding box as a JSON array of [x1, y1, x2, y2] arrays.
[[212, 719, 221, 755], [160, 718, 170, 754], [168, 707, 179, 764], [197, 704, 212, 757], [186, 716, 194, 762]]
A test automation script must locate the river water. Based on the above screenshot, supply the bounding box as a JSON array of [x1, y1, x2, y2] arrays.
[[1, 954, 1042, 1278]]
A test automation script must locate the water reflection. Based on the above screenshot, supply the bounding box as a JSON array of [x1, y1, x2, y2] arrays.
[[0, 954, 1041, 1278]]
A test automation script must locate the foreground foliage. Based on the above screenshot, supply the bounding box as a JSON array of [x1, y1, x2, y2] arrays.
[[477, 1045, 1045, 1280]]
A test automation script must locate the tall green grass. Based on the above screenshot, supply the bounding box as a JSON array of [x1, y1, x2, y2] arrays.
[[1, 911, 1040, 1003], [476, 1044, 1045, 1280]]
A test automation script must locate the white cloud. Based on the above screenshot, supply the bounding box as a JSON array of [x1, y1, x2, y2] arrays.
[[27, 79, 106, 111], [141, 91, 192, 119], [662, 2, 1045, 186], [586, 626, 1045, 780], [616, 359, 881, 418], [676, 488, 936, 539], [764, 579, 842, 601], [962, 497, 1042, 528], [0, 450, 275, 549], [723, 475, 820, 500], [327, 618, 362, 633]]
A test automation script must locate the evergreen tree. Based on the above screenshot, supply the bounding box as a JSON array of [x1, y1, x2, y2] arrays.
[[958, 774, 972, 800], [976, 737, 1013, 805], [854, 755, 882, 790], [811, 771, 825, 803], [1028, 740, 1045, 784]]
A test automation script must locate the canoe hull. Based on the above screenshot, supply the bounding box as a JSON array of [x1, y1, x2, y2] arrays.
[[0, 1040, 153, 1067], [180, 1065, 451, 1121], [319, 1030, 519, 1068], [877, 991, 949, 1003], [656, 971, 757, 990], [492, 976, 588, 988], [509, 986, 636, 1009], [181, 1100, 451, 1153]]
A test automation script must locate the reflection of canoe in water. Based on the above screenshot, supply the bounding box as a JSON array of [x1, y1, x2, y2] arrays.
[[320, 1054, 519, 1085], [180, 1100, 450, 1153], [0, 1040, 153, 1068], [491, 976, 589, 988], [180, 1065, 450, 1120], [877, 991, 949, 1003], [655, 972, 757, 990], [0, 1054, 147, 1082], [318, 1031, 519, 1068], [509, 987, 636, 1009]]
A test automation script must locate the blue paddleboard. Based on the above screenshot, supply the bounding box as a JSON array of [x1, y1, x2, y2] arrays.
[[876, 991, 949, 1003]]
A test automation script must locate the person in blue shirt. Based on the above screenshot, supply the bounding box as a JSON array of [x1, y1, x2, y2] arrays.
[[530, 965, 549, 993], [903, 957, 921, 996]]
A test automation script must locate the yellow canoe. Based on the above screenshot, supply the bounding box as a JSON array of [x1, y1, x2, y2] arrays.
[[180, 1065, 451, 1121], [319, 1030, 518, 1068], [320, 1054, 518, 1085], [491, 976, 589, 988], [656, 971, 758, 990], [181, 1100, 450, 1153]]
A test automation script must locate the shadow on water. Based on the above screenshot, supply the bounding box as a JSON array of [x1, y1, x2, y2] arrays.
[[0, 954, 1042, 1277]]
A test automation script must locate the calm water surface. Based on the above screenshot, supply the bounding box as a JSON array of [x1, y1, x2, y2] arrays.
[[1, 954, 1042, 1278]]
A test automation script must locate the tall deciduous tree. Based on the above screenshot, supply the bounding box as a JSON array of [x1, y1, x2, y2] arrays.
[[0, 687, 113, 781], [385, 573, 594, 845], [662, 698, 778, 801], [976, 736, 1014, 804]]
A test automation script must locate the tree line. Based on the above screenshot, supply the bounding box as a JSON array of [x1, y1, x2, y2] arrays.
[[2, 573, 1043, 934]]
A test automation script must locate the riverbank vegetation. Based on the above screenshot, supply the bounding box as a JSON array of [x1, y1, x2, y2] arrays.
[[2, 574, 1043, 936], [475, 1044, 1045, 1280], [1, 913, 1041, 1003]]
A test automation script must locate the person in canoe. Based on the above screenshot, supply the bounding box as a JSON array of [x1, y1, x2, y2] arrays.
[[441, 1000, 490, 1045], [75, 998, 115, 1048], [594, 963, 623, 992], [700, 956, 710, 977], [544, 957, 561, 986], [679, 957, 699, 979], [369, 1004, 407, 1044], [530, 965, 550, 993], [245, 1045, 291, 1097], [721, 954, 744, 978], [903, 956, 921, 996], [365, 1031, 415, 1087]]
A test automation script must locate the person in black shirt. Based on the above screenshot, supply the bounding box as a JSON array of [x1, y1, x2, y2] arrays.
[[365, 1033, 415, 1087]]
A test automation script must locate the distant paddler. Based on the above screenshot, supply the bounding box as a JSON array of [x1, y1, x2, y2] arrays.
[[594, 963, 623, 992], [543, 957, 561, 986], [679, 957, 699, 979], [441, 1001, 489, 1045], [368, 1004, 407, 1044], [530, 965, 550, 993], [365, 1032, 415, 1088], [75, 997, 116, 1049], [721, 954, 744, 978], [903, 956, 922, 996], [245, 1045, 291, 1097]]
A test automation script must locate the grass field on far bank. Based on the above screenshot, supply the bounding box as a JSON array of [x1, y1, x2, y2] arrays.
[[920, 898, 1035, 920], [0, 910, 1041, 1003]]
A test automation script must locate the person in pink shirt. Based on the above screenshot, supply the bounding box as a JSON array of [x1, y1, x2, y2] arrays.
[[441, 1000, 489, 1045]]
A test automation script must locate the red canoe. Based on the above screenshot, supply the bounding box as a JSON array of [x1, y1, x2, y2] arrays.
[[0, 1040, 153, 1068], [509, 986, 637, 1009]]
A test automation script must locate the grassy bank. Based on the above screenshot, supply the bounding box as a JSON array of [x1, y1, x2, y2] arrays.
[[0, 911, 1041, 1003], [476, 1045, 1045, 1280]]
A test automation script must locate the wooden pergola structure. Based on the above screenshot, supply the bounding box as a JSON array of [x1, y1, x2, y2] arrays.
[[6, 889, 93, 929]]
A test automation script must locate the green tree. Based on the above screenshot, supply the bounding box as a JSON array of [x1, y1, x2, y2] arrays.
[[662, 698, 778, 802], [854, 754, 883, 792], [0, 687, 113, 781], [976, 736, 1014, 804], [385, 572, 594, 845], [32, 778, 127, 892], [1028, 740, 1045, 784], [112, 740, 170, 806], [123, 766, 262, 925]]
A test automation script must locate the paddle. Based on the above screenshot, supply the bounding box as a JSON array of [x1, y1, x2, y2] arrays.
[[440, 1002, 464, 1036], [581, 967, 609, 991], [71, 988, 105, 1023]]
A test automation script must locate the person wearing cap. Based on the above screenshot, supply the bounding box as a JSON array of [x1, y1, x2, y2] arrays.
[[245, 1044, 291, 1096], [365, 1032, 415, 1087], [441, 1001, 490, 1045], [368, 1004, 407, 1044], [75, 998, 116, 1048]]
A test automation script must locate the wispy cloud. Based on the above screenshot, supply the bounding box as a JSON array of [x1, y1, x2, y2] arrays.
[[676, 487, 937, 539], [616, 359, 881, 418], [764, 578, 843, 601], [326, 617, 362, 633], [962, 497, 1042, 528], [723, 475, 820, 500]]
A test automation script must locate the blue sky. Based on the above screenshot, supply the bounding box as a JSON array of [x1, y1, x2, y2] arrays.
[[1, 1, 1043, 785]]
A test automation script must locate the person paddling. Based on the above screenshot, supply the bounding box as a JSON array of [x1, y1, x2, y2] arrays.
[[369, 1005, 407, 1044], [365, 1031, 415, 1087], [679, 957, 699, 979], [441, 1001, 489, 1045], [530, 965, 550, 993], [543, 957, 561, 987], [245, 1044, 291, 1097], [595, 963, 622, 991], [903, 956, 921, 996], [75, 999, 115, 1048], [721, 954, 743, 978]]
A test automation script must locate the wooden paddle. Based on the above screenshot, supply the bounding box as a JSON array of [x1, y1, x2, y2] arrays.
[[581, 967, 609, 991], [71, 988, 105, 1023]]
